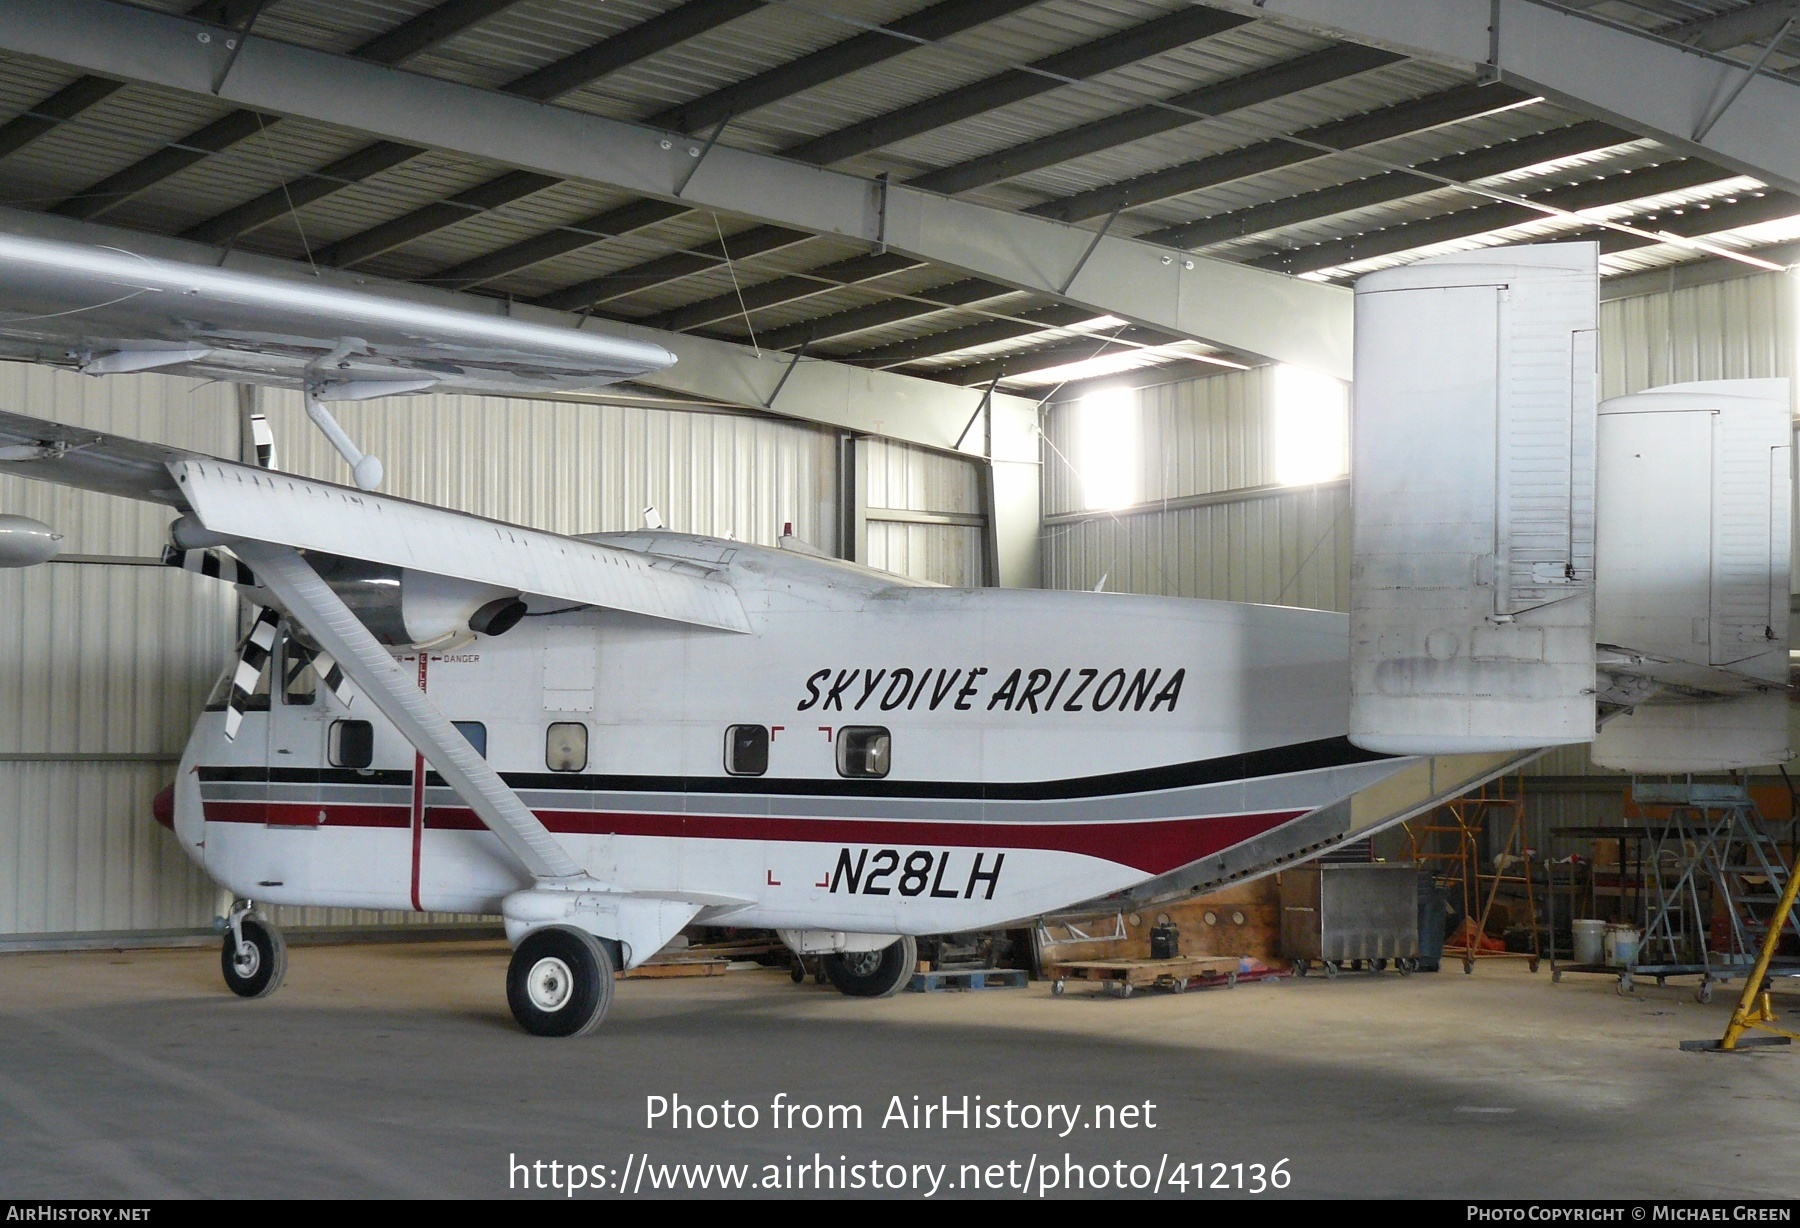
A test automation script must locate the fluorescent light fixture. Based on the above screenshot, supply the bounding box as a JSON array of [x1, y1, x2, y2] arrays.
[[1076, 386, 1137, 511], [1272, 364, 1349, 486]]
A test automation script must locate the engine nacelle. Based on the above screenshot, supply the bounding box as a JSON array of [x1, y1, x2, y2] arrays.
[[0, 514, 61, 567], [307, 553, 527, 649]]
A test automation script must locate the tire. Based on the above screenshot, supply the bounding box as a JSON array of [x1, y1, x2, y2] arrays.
[[822, 936, 916, 998], [1695, 980, 1714, 1005], [221, 915, 287, 999], [507, 926, 614, 1038]]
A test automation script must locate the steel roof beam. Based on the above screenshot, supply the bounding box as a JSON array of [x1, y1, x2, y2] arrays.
[[47, 0, 530, 223], [1589, 189, 1800, 251], [1660, 0, 1799, 54], [170, 0, 763, 246], [181, 139, 425, 244], [642, 250, 922, 332], [428, 199, 691, 289], [1031, 81, 1528, 223], [351, 0, 527, 67], [1147, 118, 1634, 249], [1249, 157, 1732, 275], [923, 325, 1186, 385], [1232, 0, 1800, 196], [840, 304, 1111, 367], [782, 6, 1251, 166], [648, 0, 1037, 135], [311, 2, 1250, 297], [0, 75, 124, 160], [308, 2, 1038, 280], [0, 0, 254, 164], [311, 169, 562, 267], [0, 0, 1355, 375], [501, 0, 764, 102], [749, 279, 1019, 351], [530, 224, 814, 312], [908, 43, 1397, 196]]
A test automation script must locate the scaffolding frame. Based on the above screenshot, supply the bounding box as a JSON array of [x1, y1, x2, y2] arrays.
[[1404, 775, 1541, 974]]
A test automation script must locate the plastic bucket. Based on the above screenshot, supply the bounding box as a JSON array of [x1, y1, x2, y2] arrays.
[[1603, 924, 1640, 968], [1571, 919, 1607, 966]]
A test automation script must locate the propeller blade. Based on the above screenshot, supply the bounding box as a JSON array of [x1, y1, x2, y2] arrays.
[[285, 640, 354, 708], [162, 544, 257, 587], [223, 606, 280, 742]]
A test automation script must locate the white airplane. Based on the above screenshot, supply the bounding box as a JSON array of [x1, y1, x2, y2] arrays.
[[0, 232, 1788, 1036]]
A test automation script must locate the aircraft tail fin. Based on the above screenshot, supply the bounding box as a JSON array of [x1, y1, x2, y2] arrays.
[[1590, 379, 1791, 772], [1348, 243, 1599, 756]]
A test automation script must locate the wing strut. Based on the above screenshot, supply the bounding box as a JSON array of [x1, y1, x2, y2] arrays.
[[233, 540, 585, 883]]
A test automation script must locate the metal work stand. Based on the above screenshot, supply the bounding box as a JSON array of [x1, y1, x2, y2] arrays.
[[1553, 780, 1797, 1001]]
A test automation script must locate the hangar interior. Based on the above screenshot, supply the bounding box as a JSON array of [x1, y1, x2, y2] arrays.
[[0, 0, 1798, 990]]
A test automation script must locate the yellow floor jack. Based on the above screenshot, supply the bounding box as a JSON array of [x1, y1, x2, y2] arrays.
[[1682, 860, 1800, 1052]]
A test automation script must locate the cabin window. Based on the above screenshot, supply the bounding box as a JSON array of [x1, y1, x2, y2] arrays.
[[725, 725, 769, 777], [329, 720, 374, 770], [452, 721, 488, 759], [836, 727, 890, 779], [546, 722, 588, 773]]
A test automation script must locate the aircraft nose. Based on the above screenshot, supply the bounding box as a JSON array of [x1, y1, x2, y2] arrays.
[[152, 783, 175, 831]]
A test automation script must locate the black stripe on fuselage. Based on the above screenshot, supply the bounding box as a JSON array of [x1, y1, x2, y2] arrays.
[[196, 736, 1389, 801]]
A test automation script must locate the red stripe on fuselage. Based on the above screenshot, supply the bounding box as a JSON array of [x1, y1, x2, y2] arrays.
[[409, 654, 428, 912], [201, 799, 1303, 876]]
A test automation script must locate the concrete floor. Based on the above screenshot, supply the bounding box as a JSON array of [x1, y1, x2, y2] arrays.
[[2, 941, 1797, 1200]]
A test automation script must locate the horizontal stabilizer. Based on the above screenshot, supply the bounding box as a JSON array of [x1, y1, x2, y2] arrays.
[[1594, 692, 1788, 773], [169, 459, 751, 634]]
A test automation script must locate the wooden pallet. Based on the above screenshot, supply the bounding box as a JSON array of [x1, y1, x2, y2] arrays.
[[620, 958, 729, 980], [906, 968, 1029, 993], [1049, 955, 1241, 997]]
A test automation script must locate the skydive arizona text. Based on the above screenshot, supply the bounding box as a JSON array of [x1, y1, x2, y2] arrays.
[[796, 666, 1185, 715]]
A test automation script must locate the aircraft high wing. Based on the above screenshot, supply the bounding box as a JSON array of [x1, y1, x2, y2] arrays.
[[0, 231, 676, 490]]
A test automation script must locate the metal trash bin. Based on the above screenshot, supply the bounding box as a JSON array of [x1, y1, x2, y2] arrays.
[[1281, 863, 1422, 975], [1417, 871, 1447, 972]]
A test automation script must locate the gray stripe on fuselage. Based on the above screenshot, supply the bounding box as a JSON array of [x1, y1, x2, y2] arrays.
[[201, 761, 1416, 825]]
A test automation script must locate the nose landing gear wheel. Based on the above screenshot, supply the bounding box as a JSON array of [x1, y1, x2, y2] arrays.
[[821, 936, 917, 998], [221, 914, 287, 999], [507, 926, 615, 1037]]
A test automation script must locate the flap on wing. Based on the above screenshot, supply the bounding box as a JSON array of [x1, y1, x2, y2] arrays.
[[169, 458, 751, 634], [0, 407, 194, 506]]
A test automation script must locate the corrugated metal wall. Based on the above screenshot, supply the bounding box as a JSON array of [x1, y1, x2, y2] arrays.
[[0, 365, 238, 938], [1041, 364, 1350, 609], [0, 368, 841, 941], [1042, 485, 1351, 610], [1042, 365, 1273, 517], [861, 437, 986, 586]]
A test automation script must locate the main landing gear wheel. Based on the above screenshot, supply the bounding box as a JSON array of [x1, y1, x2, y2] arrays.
[[822, 936, 917, 998], [507, 926, 615, 1038], [221, 914, 287, 999]]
